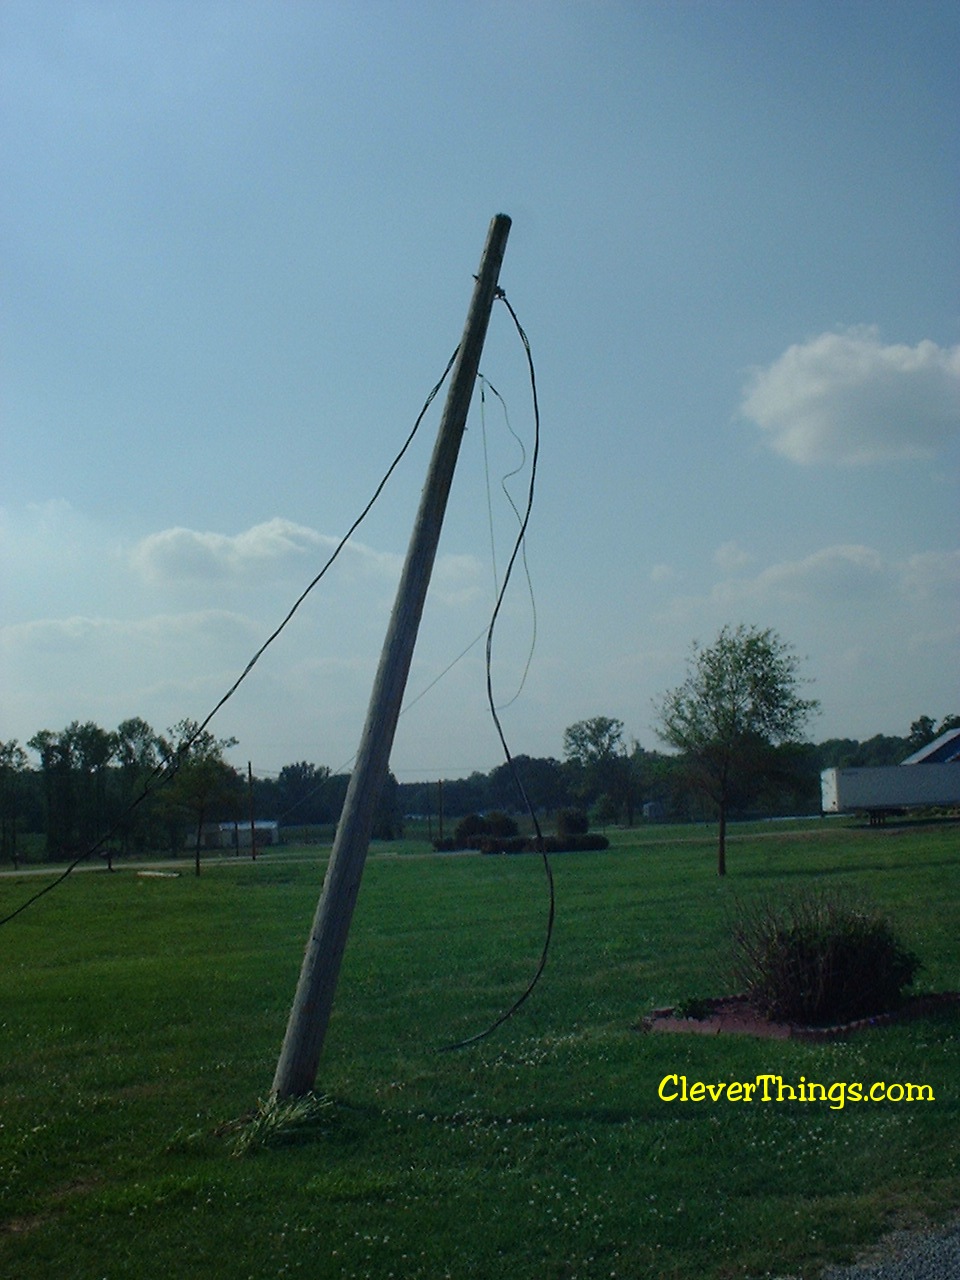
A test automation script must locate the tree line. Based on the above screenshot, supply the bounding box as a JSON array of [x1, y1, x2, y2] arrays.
[[2, 625, 956, 867]]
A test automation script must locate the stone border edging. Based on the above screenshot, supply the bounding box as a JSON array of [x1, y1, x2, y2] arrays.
[[640, 991, 960, 1040]]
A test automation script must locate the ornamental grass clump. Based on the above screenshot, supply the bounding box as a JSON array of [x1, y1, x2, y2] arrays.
[[229, 1093, 333, 1157], [730, 891, 921, 1026]]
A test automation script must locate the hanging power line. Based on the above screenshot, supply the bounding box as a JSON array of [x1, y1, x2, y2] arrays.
[[3, 283, 554, 1054], [438, 286, 554, 1051], [478, 372, 538, 711], [0, 348, 460, 928], [281, 357, 541, 814]]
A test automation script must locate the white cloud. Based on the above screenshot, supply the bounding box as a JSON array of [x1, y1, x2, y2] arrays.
[[712, 540, 754, 573], [2, 507, 492, 759], [716, 544, 893, 604], [647, 542, 960, 743], [128, 517, 485, 605], [421, 551, 484, 607], [898, 548, 960, 598], [710, 543, 960, 611], [740, 328, 960, 464], [0, 609, 263, 738], [650, 563, 677, 584], [657, 542, 959, 637], [130, 517, 403, 585]]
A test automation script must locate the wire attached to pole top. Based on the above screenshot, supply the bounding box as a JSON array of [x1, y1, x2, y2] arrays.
[[438, 287, 554, 1052]]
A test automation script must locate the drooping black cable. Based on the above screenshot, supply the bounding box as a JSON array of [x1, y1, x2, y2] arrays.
[[279, 347, 539, 827], [0, 348, 460, 928], [439, 290, 554, 1051], [479, 381, 500, 597], [477, 373, 538, 710], [172, 344, 461, 754]]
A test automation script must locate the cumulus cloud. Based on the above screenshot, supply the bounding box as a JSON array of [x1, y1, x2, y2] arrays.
[[744, 544, 891, 602], [650, 563, 677, 584], [712, 540, 754, 573], [130, 517, 402, 585], [740, 328, 960, 464], [898, 548, 960, 598], [0, 610, 263, 737], [430, 552, 485, 606], [129, 516, 485, 608], [712, 543, 958, 607], [0, 611, 264, 691]]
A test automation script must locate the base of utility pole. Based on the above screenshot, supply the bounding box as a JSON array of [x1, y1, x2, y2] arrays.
[[271, 215, 512, 1100]]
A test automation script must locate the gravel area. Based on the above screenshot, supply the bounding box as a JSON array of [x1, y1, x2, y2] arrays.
[[819, 1217, 960, 1279], [769, 1215, 960, 1280]]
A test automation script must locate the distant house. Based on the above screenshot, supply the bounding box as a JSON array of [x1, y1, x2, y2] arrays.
[[194, 821, 280, 849], [219, 821, 280, 849]]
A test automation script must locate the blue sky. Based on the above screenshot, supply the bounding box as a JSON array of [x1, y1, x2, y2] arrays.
[[2, 1, 958, 781]]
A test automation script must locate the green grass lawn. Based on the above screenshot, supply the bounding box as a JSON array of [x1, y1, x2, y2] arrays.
[[1, 819, 958, 1279]]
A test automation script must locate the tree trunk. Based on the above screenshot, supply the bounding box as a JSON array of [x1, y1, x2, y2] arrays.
[[717, 802, 727, 877]]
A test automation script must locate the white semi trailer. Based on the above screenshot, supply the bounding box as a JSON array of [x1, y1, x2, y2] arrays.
[[820, 764, 960, 819]]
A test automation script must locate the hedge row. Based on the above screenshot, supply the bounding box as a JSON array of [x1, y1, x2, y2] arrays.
[[432, 833, 609, 854]]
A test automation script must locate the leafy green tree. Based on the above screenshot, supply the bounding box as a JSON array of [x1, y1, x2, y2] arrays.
[[67, 721, 118, 860], [908, 716, 938, 752], [0, 740, 28, 868], [161, 720, 240, 875], [115, 718, 164, 854], [487, 755, 570, 816], [563, 716, 630, 816], [26, 722, 118, 859], [851, 734, 909, 767], [27, 728, 76, 858], [277, 761, 332, 824], [655, 624, 818, 875]]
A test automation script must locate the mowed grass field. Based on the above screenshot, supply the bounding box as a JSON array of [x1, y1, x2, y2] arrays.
[[1, 819, 958, 1280]]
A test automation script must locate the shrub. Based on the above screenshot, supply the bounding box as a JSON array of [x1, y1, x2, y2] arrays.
[[541, 833, 609, 853], [453, 813, 488, 846], [556, 808, 589, 838], [478, 833, 610, 855], [478, 835, 528, 855], [483, 811, 519, 838], [730, 892, 921, 1026], [674, 996, 713, 1021]]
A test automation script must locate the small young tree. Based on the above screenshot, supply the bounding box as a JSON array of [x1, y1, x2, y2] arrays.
[[161, 720, 240, 875], [654, 624, 818, 875]]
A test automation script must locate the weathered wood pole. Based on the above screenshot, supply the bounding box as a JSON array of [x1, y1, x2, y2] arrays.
[[271, 214, 511, 1099]]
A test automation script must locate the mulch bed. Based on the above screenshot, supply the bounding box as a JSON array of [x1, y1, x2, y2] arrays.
[[639, 991, 960, 1041]]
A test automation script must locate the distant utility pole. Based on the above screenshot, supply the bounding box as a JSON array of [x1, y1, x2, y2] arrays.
[[271, 214, 512, 1099]]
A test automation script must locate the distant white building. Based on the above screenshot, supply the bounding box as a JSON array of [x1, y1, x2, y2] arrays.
[[195, 821, 280, 849], [219, 820, 280, 848]]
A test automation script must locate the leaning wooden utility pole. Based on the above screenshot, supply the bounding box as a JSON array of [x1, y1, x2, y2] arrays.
[[271, 214, 512, 1099]]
